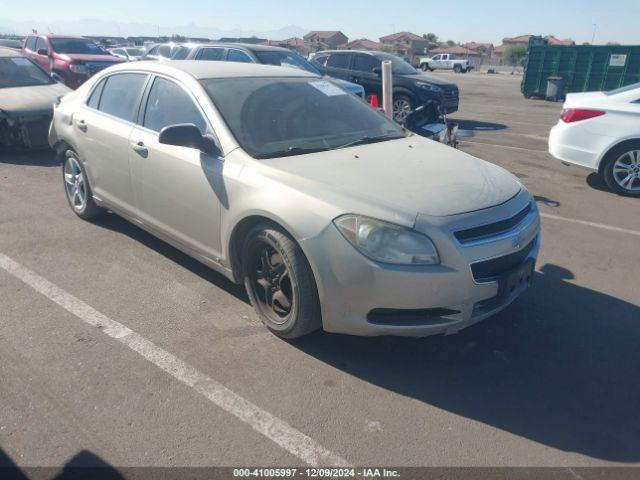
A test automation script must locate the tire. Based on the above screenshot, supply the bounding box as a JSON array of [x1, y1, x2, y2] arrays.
[[453, 64, 462, 73], [242, 223, 321, 338], [421, 63, 429, 72], [61, 148, 105, 219], [602, 141, 640, 197], [392, 94, 414, 124]]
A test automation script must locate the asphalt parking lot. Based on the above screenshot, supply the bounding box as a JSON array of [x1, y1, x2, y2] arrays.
[[1, 71, 639, 469]]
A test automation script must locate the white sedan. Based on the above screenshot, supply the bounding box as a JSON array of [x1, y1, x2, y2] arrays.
[[549, 82, 640, 196]]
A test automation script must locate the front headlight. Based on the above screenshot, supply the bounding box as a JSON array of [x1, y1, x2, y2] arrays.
[[414, 82, 442, 93], [69, 63, 89, 75], [334, 214, 439, 265]]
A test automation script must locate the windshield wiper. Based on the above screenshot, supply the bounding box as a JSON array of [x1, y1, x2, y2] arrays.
[[255, 145, 331, 159], [332, 134, 404, 151]]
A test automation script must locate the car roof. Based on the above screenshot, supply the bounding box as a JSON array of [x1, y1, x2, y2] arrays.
[[315, 50, 377, 55], [104, 60, 318, 79], [0, 47, 24, 57], [30, 34, 87, 39]]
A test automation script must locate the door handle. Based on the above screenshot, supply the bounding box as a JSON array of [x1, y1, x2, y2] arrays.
[[131, 141, 148, 158], [75, 119, 87, 132]]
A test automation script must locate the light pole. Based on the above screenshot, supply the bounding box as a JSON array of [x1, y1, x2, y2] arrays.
[[591, 24, 597, 44]]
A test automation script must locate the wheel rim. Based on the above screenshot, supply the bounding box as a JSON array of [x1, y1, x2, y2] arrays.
[[393, 98, 412, 122], [64, 154, 87, 211], [249, 241, 293, 325], [613, 150, 640, 191]]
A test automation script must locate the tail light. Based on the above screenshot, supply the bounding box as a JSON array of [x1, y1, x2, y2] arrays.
[[560, 108, 605, 123]]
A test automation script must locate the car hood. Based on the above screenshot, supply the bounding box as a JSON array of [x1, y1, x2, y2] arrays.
[[56, 53, 123, 63], [401, 73, 456, 86], [0, 82, 71, 117], [261, 136, 521, 221]]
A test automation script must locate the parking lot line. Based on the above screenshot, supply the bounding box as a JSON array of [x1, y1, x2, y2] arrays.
[[459, 140, 547, 153], [0, 252, 349, 467], [540, 213, 640, 237]]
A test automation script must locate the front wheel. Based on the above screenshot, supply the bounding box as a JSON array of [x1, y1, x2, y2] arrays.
[[62, 149, 105, 219], [603, 142, 640, 197], [453, 64, 462, 73], [242, 224, 321, 338], [392, 94, 414, 123]]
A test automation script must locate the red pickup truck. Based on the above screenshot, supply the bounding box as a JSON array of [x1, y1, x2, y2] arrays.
[[21, 35, 123, 89]]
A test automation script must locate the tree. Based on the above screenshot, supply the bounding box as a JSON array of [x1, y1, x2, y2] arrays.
[[503, 43, 527, 66], [423, 33, 438, 43], [607, 42, 620, 46], [446, 40, 456, 47]]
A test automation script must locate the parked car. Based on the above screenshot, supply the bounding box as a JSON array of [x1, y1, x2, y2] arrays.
[[167, 42, 365, 98], [142, 43, 191, 61], [419, 54, 471, 73], [549, 82, 640, 196], [0, 39, 23, 50], [311, 50, 459, 122], [21, 35, 123, 89], [0, 47, 71, 149], [49, 61, 539, 339], [109, 47, 145, 62]]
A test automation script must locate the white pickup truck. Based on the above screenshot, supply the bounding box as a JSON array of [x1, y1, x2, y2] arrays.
[[419, 54, 471, 73]]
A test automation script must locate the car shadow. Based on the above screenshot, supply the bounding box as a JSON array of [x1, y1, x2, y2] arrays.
[[91, 212, 249, 304], [289, 263, 640, 462], [0, 148, 59, 167], [1, 447, 124, 480], [450, 119, 507, 131]]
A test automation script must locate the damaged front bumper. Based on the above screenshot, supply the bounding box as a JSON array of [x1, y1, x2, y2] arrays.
[[0, 109, 53, 150]]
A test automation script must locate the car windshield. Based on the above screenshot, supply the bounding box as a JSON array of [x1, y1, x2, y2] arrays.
[[201, 77, 405, 159], [605, 82, 640, 96], [0, 57, 53, 88], [255, 51, 321, 75], [125, 48, 144, 56], [49, 38, 107, 55], [374, 53, 418, 75]]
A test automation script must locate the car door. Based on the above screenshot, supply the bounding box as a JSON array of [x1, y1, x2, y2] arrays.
[[129, 75, 224, 259], [75, 72, 149, 213], [33, 37, 50, 73], [351, 54, 382, 98]]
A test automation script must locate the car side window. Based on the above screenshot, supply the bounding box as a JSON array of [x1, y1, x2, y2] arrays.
[[158, 45, 172, 58], [25, 37, 37, 51], [327, 53, 351, 69], [313, 54, 329, 67], [98, 73, 148, 122], [197, 48, 225, 61], [147, 46, 158, 56], [227, 49, 252, 63], [143, 77, 207, 134], [86, 78, 106, 109], [352, 54, 380, 73], [35, 38, 48, 54]]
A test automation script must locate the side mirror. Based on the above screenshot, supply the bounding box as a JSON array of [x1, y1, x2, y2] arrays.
[[159, 124, 221, 156], [372, 67, 382, 76], [37, 48, 49, 56]]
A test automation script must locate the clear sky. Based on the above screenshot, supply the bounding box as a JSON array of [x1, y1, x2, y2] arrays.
[[1, 0, 638, 44]]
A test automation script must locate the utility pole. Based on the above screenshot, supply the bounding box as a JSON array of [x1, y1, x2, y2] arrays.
[[591, 24, 597, 44]]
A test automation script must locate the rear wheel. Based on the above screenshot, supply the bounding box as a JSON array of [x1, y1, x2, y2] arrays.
[[453, 64, 462, 73], [62, 149, 105, 219], [603, 142, 640, 197], [242, 224, 321, 338]]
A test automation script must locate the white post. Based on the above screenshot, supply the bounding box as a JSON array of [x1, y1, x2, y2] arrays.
[[381, 60, 393, 119]]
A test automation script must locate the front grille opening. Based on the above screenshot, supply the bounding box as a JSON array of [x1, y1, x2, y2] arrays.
[[455, 203, 532, 244], [367, 308, 460, 326], [471, 237, 536, 282]]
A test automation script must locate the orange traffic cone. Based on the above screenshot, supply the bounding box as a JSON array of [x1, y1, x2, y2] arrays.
[[369, 94, 379, 108]]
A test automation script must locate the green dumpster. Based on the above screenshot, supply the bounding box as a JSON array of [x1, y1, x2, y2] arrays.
[[521, 37, 640, 98]]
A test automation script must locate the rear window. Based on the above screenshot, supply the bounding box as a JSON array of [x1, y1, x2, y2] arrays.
[[605, 82, 640, 96], [0, 57, 54, 88], [98, 73, 147, 122]]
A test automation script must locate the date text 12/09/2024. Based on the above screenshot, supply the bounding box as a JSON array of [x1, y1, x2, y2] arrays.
[[233, 468, 400, 478]]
